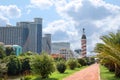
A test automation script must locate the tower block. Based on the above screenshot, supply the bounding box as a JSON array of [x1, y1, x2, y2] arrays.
[[81, 28, 87, 57]]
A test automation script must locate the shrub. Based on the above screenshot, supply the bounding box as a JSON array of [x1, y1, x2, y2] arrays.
[[5, 46, 15, 56], [67, 59, 77, 70], [24, 76, 32, 80], [77, 63, 81, 68], [77, 58, 87, 66], [31, 53, 55, 78], [21, 57, 31, 75], [56, 61, 66, 73], [7, 55, 21, 75], [0, 46, 6, 59], [89, 57, 95, 64]]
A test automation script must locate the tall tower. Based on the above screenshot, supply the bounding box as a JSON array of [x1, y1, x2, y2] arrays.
[[42, 34, 51, 54], [81, 28, 87, 57]]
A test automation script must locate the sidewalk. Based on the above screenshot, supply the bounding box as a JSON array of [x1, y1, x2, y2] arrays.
[[63, 63, 100, 80]]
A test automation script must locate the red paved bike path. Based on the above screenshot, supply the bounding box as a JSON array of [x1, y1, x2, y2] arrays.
[[63, 63, 100, 80]]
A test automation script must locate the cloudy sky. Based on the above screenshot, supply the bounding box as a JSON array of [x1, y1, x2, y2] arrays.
[[0, 0, 120, 55]]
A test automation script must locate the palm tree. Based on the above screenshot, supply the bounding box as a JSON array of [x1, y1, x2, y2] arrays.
[[95, 31, 120, 77]]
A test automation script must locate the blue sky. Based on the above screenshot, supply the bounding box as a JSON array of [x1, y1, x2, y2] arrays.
[[0, 0, 120, 56]]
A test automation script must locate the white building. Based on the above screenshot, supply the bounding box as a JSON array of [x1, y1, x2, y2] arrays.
[[60, 48, 74, 60], [51, 42, 70, 53]]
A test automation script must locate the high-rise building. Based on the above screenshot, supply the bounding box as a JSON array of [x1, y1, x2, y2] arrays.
[[81, 28, 87, 57], [42, 34, 51, 54], [0, 18, 42, 54]]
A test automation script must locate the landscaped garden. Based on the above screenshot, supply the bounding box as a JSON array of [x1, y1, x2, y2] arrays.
[[23, 66, 87, 80], [1, 29, 120, 80], [0, 46, 94, 80]]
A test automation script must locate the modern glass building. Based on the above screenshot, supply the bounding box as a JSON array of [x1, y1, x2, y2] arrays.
[[0, 18, 42, 54]]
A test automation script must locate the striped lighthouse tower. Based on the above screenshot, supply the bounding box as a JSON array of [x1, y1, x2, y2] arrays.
[[81, 28, 87, 57]]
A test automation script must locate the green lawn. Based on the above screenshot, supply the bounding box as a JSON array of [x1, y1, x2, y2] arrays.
[[100, 65, 120, 80], [50, 66, 87, 80], [30, 66, 87, 80], [6, 66, 87, 80]]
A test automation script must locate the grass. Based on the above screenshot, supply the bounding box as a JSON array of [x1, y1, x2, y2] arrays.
[[50, 66, 87, 80], [100, 65, 120, 80], [6, 66, 87, 80], [29, 66, 87, 80]]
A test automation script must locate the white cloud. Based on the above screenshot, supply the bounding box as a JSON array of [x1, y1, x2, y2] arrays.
[[62, 0, 117, 21], [0, 5, 21, 26], [42, 0, 120, 53], [7, 5, 21, 18], [43, 19, 79, 48], [101, 15, 120, 32], [0, 16, 9, 26], [43, 20, 76, 34], [0, 5, 21, 18], [29, 0, 54, 9]]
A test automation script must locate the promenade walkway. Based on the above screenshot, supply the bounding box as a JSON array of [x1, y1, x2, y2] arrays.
[[63, 63, 100, 80]]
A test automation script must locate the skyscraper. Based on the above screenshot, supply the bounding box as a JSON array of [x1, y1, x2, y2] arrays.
[[42, 34, 51, 54], [0, 18, 42, 54], [81, 28, 87, 57]]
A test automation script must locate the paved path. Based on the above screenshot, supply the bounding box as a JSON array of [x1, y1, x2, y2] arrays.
[[63, 63, 100, 80]]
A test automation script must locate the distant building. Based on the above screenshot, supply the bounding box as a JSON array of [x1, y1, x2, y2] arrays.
[[51, 42, 70, 53], [60, 48, 74, 60], [50, 54, 64, 59], [0, 18, 42, 54], [42, 34, 51, 54], [74, 49, 81, 54], [81, 28, 87, 57]]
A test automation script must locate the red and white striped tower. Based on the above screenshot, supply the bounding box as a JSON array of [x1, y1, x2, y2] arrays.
[[81, 28, 87, 57]]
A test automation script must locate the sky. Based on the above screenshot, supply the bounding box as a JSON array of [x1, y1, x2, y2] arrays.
[[0, 0, 120, 56]]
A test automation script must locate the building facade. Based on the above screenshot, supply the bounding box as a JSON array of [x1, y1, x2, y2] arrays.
[[51, 42, 70, 54], [60, 48, 74, 60], [0, 18, 42, 54], [42, 34, 51, 54]]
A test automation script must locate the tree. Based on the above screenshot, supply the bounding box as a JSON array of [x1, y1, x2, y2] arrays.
[[56, 61, 66, 73], [31, 53, 55, 78], [0, 46, 6, 59], [0, 59, 7, 79], [67, 58, 77, 70], [7, 55, 21, 75], [5, 46, 15, 56], [21, 57, 31, 75], [95, 31, 120, 77], [77, 58, 87, 66]]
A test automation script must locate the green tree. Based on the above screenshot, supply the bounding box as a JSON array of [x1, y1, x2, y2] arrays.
[[0, 59, 7, 79], [56, 60, 66, 73], [21, 57, 31, 75], [77, 58, 87, 66], [67, 59, 77, 70], [7, 55, 21, 75], [31, 53, 55, 78], [95, 31, 120, 77], [5, 46, 15, 56], [0, 46, 5, 59]]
